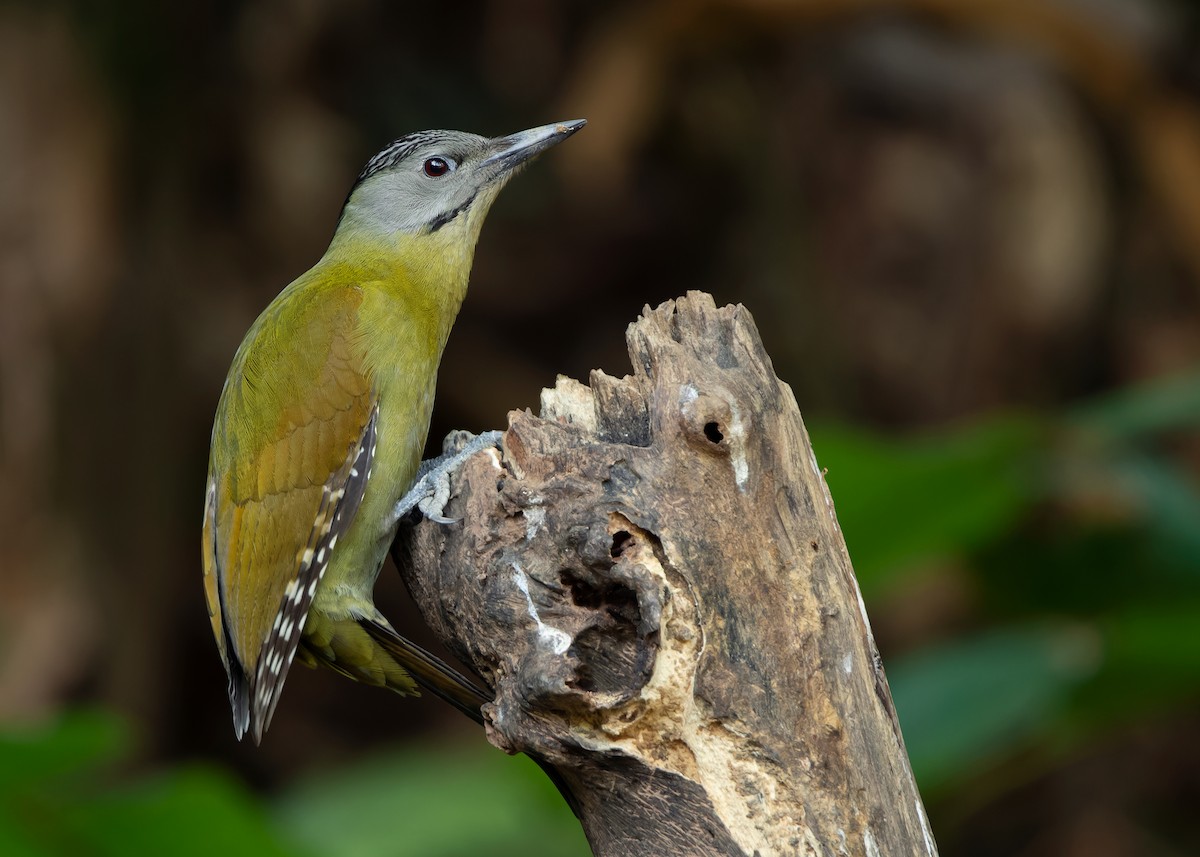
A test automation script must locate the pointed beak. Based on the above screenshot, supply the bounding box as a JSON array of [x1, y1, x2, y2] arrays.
[[481, 119, 587, 174]]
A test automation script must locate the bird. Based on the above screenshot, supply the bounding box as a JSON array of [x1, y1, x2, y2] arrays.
[[201, 119, 586, 744]]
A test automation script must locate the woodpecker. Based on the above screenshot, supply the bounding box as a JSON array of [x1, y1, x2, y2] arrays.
[[202, 119, 586, 743]]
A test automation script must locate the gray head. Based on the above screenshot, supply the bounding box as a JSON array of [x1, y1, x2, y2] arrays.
[[339, 120, 586, 236]]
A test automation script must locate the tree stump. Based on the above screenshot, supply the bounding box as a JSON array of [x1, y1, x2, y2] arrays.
[[393, 292, 938, 856]]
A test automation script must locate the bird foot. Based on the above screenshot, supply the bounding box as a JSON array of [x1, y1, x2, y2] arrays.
[[392, 430, 503, 526]]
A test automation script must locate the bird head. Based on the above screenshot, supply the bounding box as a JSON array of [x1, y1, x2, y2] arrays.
[[338, 119, 587, 239]]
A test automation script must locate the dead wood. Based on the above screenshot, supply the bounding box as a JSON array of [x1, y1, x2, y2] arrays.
[[393, 292, 937, 857]]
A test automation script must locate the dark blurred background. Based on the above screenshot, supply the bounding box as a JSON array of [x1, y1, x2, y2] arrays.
[[3, 1, 1200, 855]]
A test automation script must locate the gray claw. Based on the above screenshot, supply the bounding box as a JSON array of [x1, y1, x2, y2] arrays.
[[392, 430, 504, 527]]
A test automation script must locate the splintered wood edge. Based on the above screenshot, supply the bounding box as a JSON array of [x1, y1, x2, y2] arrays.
[[539, 375, 599, 433]]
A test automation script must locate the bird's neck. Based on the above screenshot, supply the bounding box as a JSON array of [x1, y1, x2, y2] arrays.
[[321, 216, 483, 347]]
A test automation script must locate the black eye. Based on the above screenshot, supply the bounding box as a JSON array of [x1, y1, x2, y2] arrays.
[[423, 157, 450, 177]]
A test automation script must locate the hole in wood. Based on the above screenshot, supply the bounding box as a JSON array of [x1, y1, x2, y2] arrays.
[[560, 569, 640, 619], [561, 569, 603, 609], [559, 569, 650, 696], [703, 421, 724, 443], [568, 624, 641, 694]]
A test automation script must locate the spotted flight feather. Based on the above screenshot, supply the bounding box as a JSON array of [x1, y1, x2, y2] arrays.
[[248, 404, 379, 743]]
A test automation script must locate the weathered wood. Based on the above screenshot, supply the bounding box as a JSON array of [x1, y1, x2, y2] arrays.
[[394, 292, 938, 856]]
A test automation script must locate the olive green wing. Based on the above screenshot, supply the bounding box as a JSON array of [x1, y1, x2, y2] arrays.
[[202, 283, 376, 742]]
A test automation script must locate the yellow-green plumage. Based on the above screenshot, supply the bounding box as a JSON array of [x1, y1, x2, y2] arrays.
[[202, 121, 585, 743]]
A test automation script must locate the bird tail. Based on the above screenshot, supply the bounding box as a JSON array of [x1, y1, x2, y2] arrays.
[[297, 613, 489, 725], [358, 618, 489, 726]]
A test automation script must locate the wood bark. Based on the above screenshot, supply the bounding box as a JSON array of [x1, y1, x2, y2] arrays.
[[393, 292, 938, 857]]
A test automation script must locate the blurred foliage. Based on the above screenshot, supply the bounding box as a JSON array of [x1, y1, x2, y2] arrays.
[[821, 367, 1200, 762], [275, 746, 588, 857], [0, 711, 295, 857], [817, 368, 1200, 845], [888, 625, 1098, 793], [0, 711, 587, 857], [812, 416, 1043, 593]]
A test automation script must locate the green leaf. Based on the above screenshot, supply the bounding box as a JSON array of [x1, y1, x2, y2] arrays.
[[275, 742, 589, 857], [1070, 369, 1200, 440], [0, 712, 302, 857], [1059, 602, 1200, 736], [809, 417, 1042, 592], [0, 711, 126, 794], [1102, 603, 1200, 680], [889, 625, 1099, 792], [1106, 452, 1200, 570], [0, 811, 53, 857], [65, 768, 302, 857]]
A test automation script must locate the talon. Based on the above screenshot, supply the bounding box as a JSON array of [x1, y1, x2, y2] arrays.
[[391, 429, 504, 528]]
